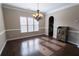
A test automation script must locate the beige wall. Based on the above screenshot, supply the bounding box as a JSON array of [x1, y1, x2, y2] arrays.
[[45, 4, 79, 45], [3, 7, 45, 40], [0, 4, 6, 55]]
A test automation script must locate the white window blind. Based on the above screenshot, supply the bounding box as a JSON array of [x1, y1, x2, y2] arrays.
[[20, 16, 27, 33]]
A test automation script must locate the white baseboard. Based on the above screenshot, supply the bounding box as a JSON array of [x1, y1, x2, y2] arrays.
[[68, 41, 79, 48], [7, 33, 45, 41], [0, 40, 7, 55], [68, 41, 79, 47]]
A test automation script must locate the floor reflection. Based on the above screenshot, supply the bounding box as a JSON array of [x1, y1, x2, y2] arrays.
[[21, 38, 39, 55]]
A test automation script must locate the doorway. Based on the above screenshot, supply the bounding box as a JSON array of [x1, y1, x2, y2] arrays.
[[48, 16, 54, 37]]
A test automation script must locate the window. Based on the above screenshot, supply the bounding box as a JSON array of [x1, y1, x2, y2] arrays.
[[20, 16, 39, 33], [34, 19, 39, 31], [28, 17, 33, 32], [20, 16, 27, 33]]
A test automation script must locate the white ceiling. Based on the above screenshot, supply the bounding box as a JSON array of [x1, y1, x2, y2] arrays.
[[3, 3, 76, 13]]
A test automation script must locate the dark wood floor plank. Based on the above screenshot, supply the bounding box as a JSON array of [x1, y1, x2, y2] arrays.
[[1, 35, 79, 56]]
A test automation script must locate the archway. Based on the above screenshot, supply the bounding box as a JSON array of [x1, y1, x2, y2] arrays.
[[48, 16, 54, 37]]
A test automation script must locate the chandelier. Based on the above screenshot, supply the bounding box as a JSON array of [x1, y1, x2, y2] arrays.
[[32, 3, 43, 21]]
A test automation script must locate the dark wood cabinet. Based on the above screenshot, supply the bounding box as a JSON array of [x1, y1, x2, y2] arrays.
[[57, 26, 69, 43]]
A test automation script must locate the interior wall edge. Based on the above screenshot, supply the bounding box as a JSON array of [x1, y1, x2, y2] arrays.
[[0, 40, 7, 55], [0, 30, 6, 36]]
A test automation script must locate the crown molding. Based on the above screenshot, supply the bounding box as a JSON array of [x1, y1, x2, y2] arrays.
[[0, 40, 7, 55], [46, 4, 79, 14], [2, 4, 45, 14], [2, 4, 36, 14]]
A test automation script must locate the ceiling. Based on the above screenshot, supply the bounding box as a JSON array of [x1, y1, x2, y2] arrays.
[[3, 3, 76, 13]]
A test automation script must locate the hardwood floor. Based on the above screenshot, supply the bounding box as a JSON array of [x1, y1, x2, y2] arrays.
[[1, 35, 79, 56]]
